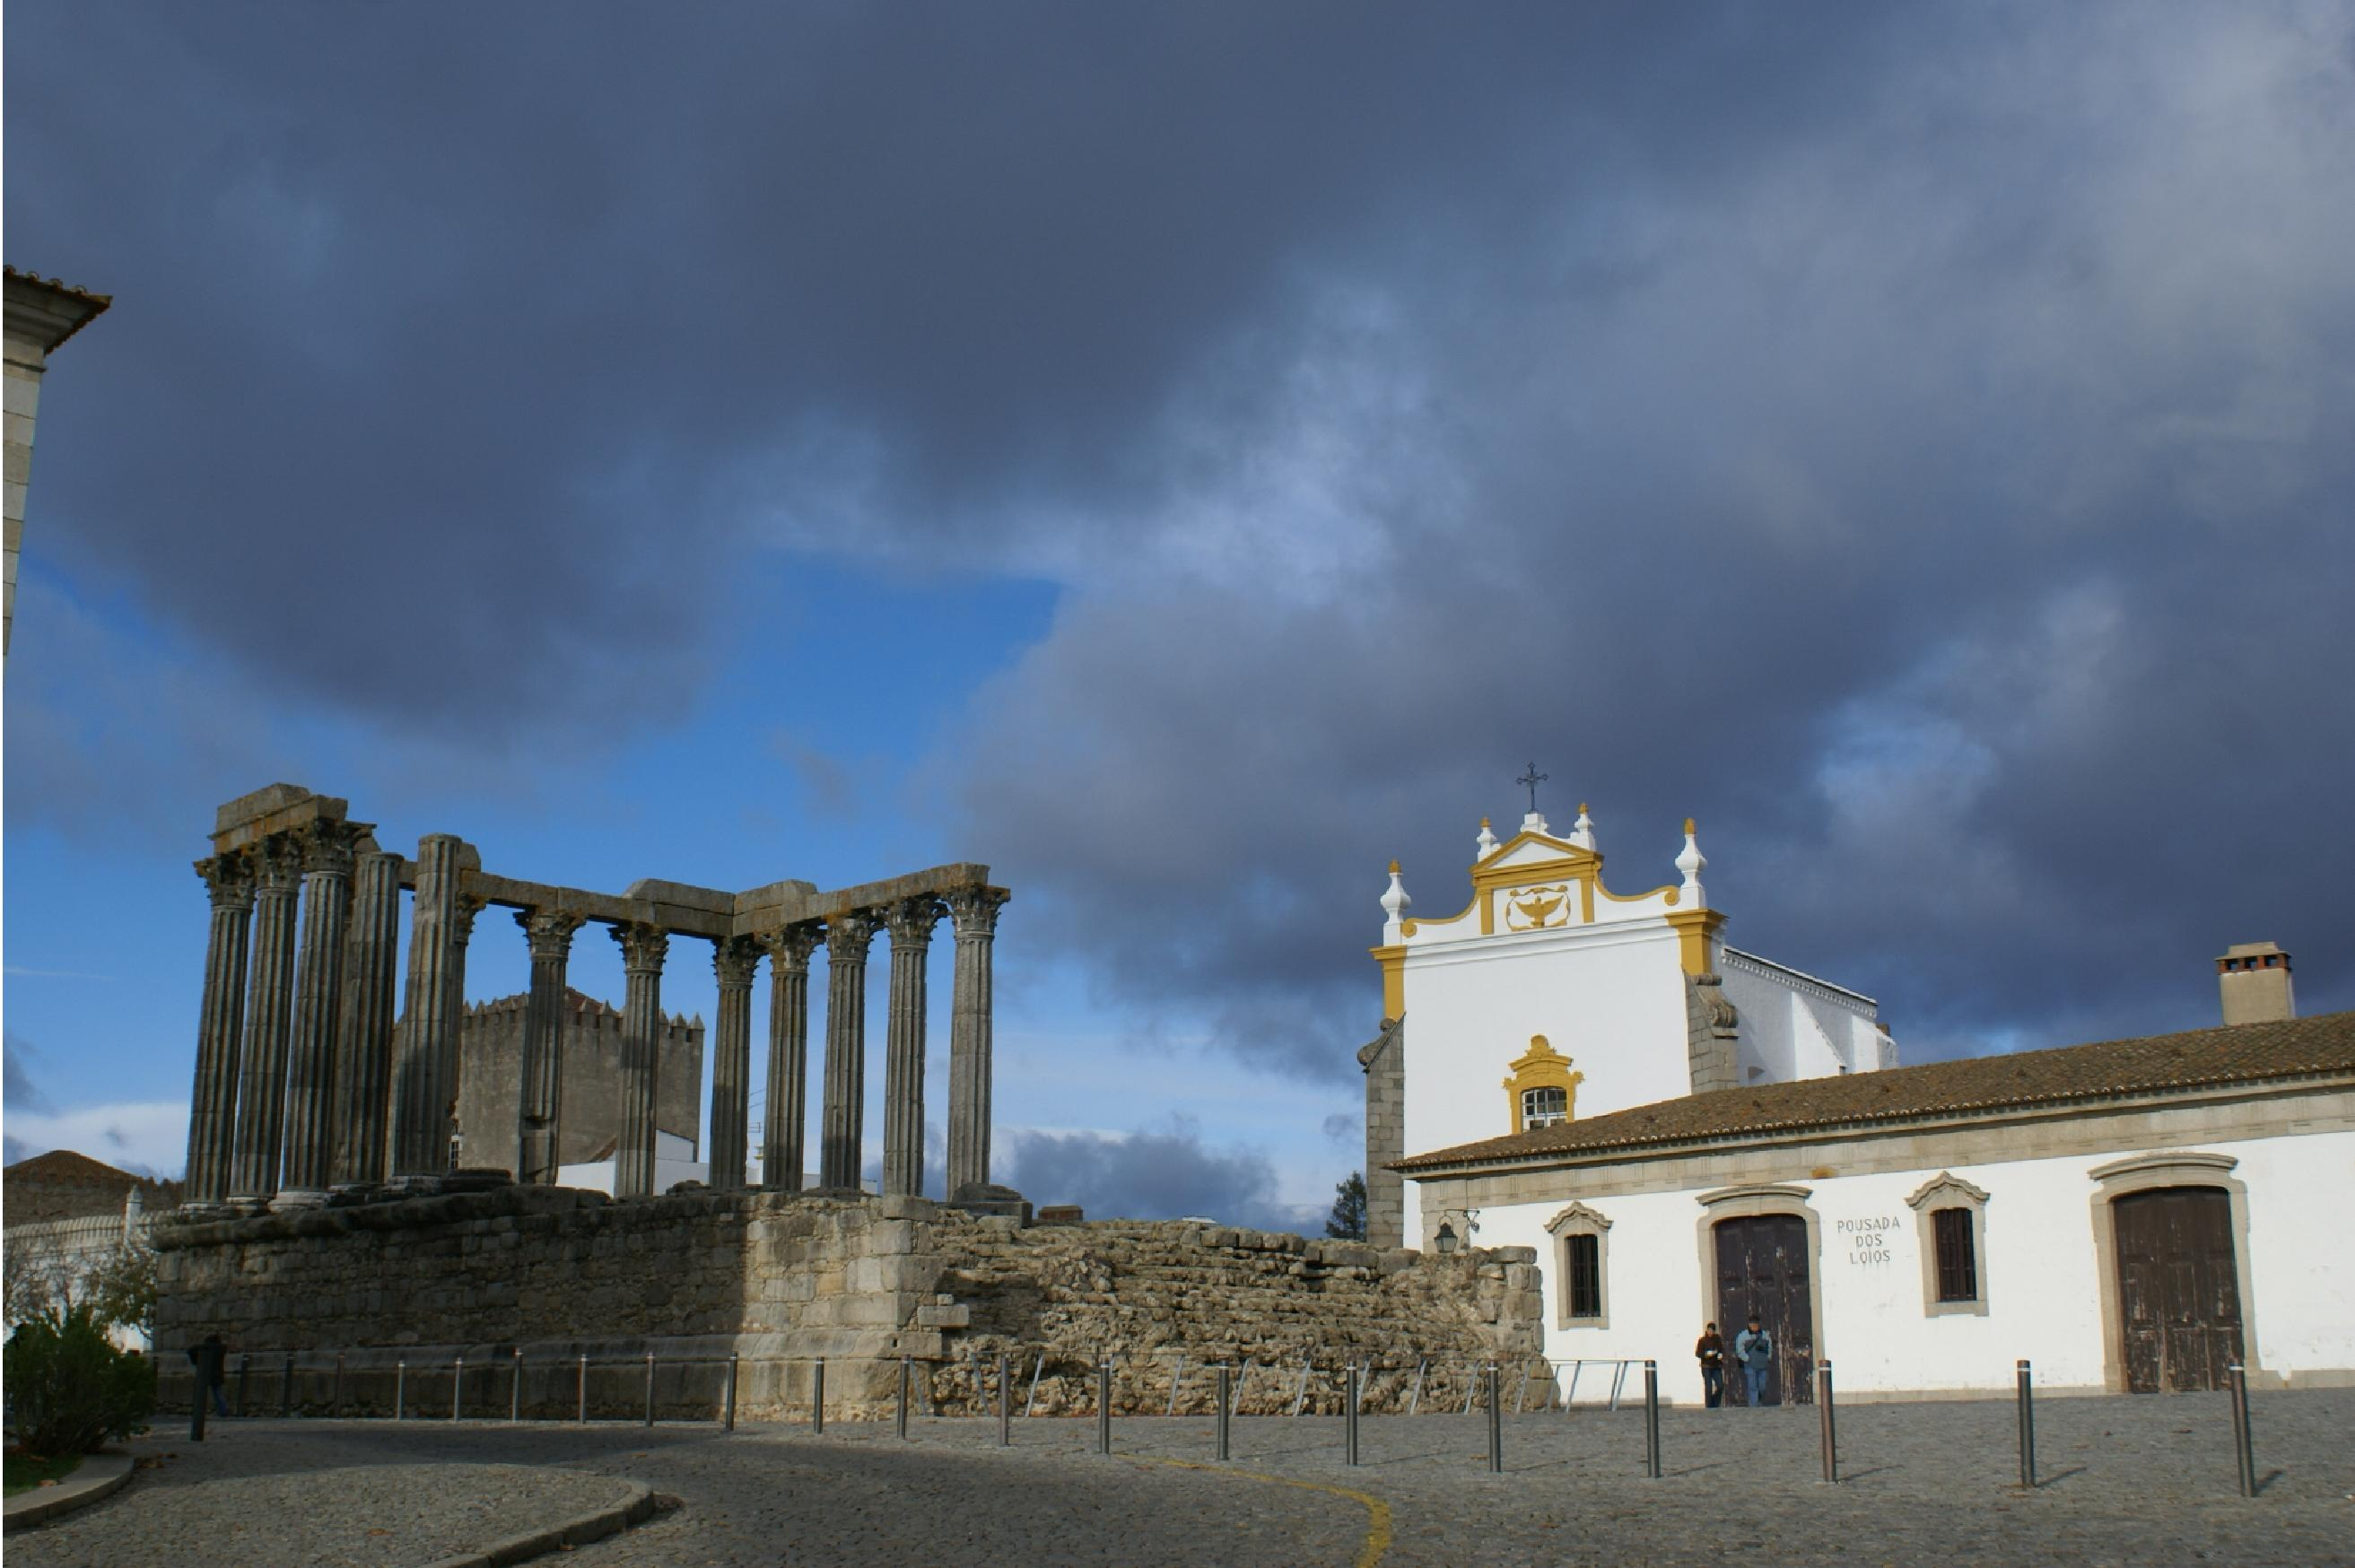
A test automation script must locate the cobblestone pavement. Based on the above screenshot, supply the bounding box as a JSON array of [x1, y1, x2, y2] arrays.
[[17, 1389, 2352, 1565]]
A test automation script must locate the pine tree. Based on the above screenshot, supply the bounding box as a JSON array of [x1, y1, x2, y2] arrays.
[[1324, 1170, 1368, 1241]]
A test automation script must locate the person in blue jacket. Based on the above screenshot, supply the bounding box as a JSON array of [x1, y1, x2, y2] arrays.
[[1732, 1314, 1774, 1407]]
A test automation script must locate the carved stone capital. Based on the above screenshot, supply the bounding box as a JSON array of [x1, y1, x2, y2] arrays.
[[712, 935, 761, 989], [450, 894, 489, 949], [885, 896, 945, 952], [298, 817, 365, 880], [196, 854, 256, 913], [612, 920, 670, 974], [758, 922, 824, 973], [824, 909, 878, 960], [945, 885, 1010, 940], [516, 907, 588, 962], [250, 833, 304, 895]]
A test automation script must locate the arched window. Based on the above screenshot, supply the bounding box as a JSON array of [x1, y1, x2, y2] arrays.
[[1522, 1085, 1568, 1128], [1501, 1035, 1583, 1132], [1906, 1172, 1990, 1316]]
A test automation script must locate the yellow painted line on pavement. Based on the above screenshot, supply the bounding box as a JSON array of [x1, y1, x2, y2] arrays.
[[1129, 1455, 1392, 1568]]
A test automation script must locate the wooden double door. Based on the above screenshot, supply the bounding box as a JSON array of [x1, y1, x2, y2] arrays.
[[1714, 1214, 1815, 1406], [2114, 1187, 2245, 1393]]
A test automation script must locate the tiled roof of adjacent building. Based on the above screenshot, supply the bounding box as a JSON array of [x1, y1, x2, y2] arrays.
[[1394, 1009, 2355, 1173], [4, 1148, 180, 1225]]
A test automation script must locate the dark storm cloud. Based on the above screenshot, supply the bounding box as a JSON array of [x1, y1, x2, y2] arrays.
[[1000, 1119, 1306, 1232], [7, 3, 2351, 1076]]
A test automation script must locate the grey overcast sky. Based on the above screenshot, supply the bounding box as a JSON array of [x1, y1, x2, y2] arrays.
[[4, 2, 2351, 1220]]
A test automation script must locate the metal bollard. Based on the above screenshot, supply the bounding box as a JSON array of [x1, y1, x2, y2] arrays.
[[1485, 1363, 1503, 1474], [511, 1347, 523, 1423], [283, 1352, 296, 1417], [237, 1353, 253, 1417], [577, 1355, 588, 1424], [1291, 1358, 1312, 1418], [395, 1359, 406, 1421], [1345, 1364, 1361, 1467], [1097, 1360, 1114, 1454], [2016, 1360, 2036, 1488], [334, 1353, 345, 1420], [897, 1357, 911, 1441], [190, 1364, 210, 1443], [643, 1353, 655, 1427], [2228, 1363, 2257, 1498], [453, 1355, 464, 1422], [997, 1355, 1012, 1448], [1817, 1361, 1838, 1484], [1644, 1360, 1662, 1478], [723, 1351, 738, 1433], [1408, 1356, 1426, 1416], [813, 1358, 826, 1434], [1216, 1363, 1233, 1462], [1167, 1355, 1186, 1417]]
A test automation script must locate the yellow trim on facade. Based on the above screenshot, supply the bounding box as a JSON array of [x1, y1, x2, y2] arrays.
[[1502, 1034, 1584, 1133], [1663, 908, 1727, 976], [1369, 944, 1408, 1018]]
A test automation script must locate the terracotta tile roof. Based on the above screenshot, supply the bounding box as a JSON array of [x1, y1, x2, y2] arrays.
[[1395, 1010, 2355, 1173]]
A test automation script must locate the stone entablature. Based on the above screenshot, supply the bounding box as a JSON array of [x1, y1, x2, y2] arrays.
[[151, 1188, 1540, 1419], [180, 783, 1012, 1213]]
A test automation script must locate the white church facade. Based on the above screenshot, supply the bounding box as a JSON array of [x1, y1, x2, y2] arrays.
[[1363, 800, 2354, 1404]]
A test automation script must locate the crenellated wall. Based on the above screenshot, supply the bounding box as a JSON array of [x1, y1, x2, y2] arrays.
[[151, 1187, 1540, 1420]]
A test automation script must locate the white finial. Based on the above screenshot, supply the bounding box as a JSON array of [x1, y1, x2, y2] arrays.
[[1475, 816, 1499, 859], [1676, 816, 1706, 905], [1381, 859, 1412, 939], [1569, 802, 1595, 850], [1522, 809, 1549, 836]]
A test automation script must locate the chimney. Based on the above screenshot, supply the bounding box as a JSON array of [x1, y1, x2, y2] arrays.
[[2217, 941, 2295, 1026]]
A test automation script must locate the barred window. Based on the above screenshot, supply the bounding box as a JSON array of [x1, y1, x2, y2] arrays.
[[1565, 1233, 1602, 1319], [1932, 1206, 1978, 1302], [1522, 1085, 1568, 1128]]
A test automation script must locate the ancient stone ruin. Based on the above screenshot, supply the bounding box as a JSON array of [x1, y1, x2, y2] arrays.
[[157, 783, 1539, 1417]]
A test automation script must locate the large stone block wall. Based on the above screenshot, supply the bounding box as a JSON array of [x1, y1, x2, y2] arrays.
[[448, 990, 705, 1172], [152, 1187, 1539, 1419]]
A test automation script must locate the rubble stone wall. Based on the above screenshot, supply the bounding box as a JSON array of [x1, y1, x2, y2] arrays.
[[152, 1187, 1540, 1419]]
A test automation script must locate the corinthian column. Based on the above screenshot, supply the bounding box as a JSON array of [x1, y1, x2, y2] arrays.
[[183, 854, 255, 1204], [818, 910, 877, 1190], [516, 908, 586, 1184], [331, 851, 402, 1185], [881, 899, 942, 1198], [611, 921, 670, 1198], [228, 836, 302, 1200], [389, 834, 464, 1177], [759, 923, 821, 1191], [707, 936, 760, 1192], [278, 821, 362, 1198], [944, 886, 1010, 1199]]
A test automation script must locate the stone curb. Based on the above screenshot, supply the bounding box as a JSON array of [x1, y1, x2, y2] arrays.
[[3, 1452, 136, 1532], [415, 1481, 660, 1568]]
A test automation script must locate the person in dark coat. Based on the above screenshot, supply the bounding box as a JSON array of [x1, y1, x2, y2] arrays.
[[1733, 1315, 1775, 1407], [1695, 1322, 1726, 1408], [187, 1333, 231, 1416]]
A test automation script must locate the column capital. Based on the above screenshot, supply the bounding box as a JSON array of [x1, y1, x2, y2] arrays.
[[612, 919, 670, 974], [712, 934, 761, 989], [298, 817, 367, 879], [196, 854, 256, 913], [251, 833, 304, 894], [516, 907, 588, 961], [945, 885, 1011, 940], [450, 893, 489, 950], [885, 896, 945, 952], [758, 921, 824, 972], [824, 908, 878, 959]]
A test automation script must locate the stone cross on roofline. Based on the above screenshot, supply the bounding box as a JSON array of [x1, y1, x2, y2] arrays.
[[179, 782, 1015, 1217]]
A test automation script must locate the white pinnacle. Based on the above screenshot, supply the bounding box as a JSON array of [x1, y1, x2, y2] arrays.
[[1381, 859, 1412, 940], [1570, 803, 1595, 850], [1676, 817, 1707, 906], [1475, 817, 1500, 859]]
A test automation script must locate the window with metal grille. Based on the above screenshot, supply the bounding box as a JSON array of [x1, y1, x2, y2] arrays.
[[1522, 1085, 1568, 1128], [1565, 1232, 1602, 1318], [1932, 1206, 1978, 1302]]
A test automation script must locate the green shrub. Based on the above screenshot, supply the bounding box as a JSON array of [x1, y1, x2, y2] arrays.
[[4, 1306, 155, 1456]]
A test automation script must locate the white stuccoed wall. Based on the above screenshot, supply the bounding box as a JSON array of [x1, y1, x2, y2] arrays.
[[1448, 1125, 2353, 1404], [1721, 949, 1888, 1083]]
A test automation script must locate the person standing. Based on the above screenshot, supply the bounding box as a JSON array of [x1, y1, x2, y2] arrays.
[[1732, 1314, 1774, 1407], [188, 1332, 231, 1417], [1695, 1321, 1726, 1408]]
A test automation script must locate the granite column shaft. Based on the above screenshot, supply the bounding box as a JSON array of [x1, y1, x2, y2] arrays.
[[183, 855, 255, 1203], [760, 925, 819, 1190], [881, 900, 941, 1198], [279, 823, 360, 1195], [612, 922, 670, 1198], [330, 851, 402, 1186], [818, 910, 877, 1190], [945, 887, 1009, 1198], [227, 837, 302, 1199], [389, 834, 466, 1176], [517, 910, 586, 1184], [707, 937, 759, 1192]]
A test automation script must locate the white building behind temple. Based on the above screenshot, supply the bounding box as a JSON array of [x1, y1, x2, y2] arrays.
[[1361, 801, 1890, 1253]]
